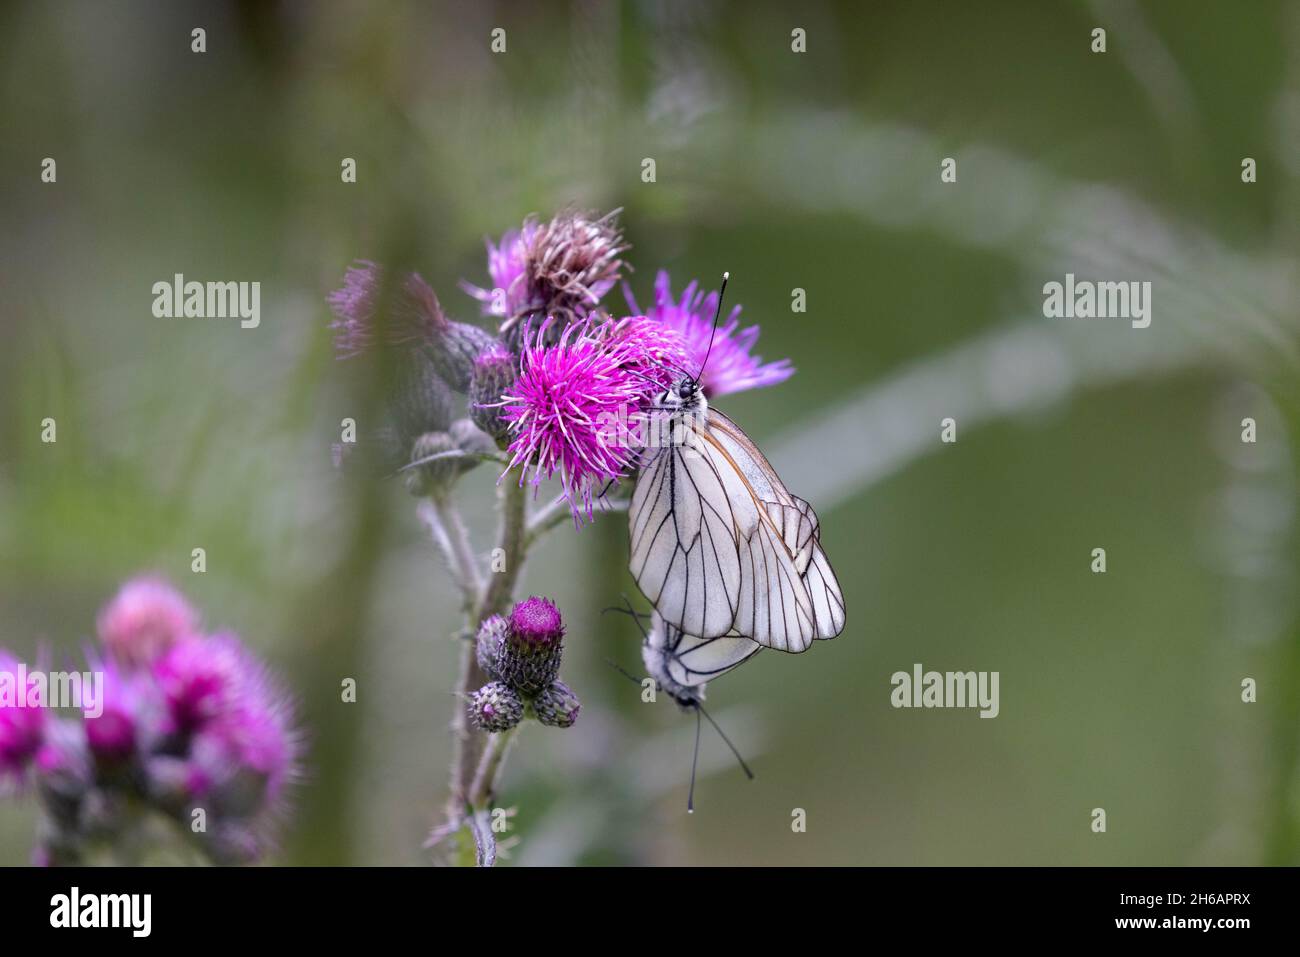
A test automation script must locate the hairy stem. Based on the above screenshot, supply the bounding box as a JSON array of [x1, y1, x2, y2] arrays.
[[468, 727, 519, 810], [436, 494, 484, 611], [479, 478, 529, 620], [442, 477, 530, 855], [419, 497, 481, 615]]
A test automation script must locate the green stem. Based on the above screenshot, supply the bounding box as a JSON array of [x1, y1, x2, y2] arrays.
[[468, 727, 518, 810], [442, 478, 529, 852]]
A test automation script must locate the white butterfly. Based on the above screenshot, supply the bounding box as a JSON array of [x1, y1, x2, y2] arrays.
[[627, 295, 846, 651], [608, 602, 757, 808], [641, 610, 761, 706]]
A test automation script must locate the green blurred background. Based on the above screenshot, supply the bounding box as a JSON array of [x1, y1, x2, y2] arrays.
[[2, 0, 1297, 865]]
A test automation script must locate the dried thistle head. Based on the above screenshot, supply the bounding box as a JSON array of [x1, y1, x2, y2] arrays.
[[463, 209, 629, 350]]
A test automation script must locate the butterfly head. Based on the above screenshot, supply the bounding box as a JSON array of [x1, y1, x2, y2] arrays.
[[641, 621, 707, 709], [659, 376, 707, 415]]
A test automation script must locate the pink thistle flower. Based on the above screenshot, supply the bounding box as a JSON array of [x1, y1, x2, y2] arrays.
[[327, 261, 443, 359], [499, 319, 664, 522], [83, 658, 147, 764], [160, 631, 301, 827], [626, 270, 794, 398], [153, 633, 249, 734], [328, 262, 495, 391], [598, 315, 693, 392], [460, 220, 541, 320], [96, 576, 199, 668], [191, 695, 299, 810], [462, 210, 629, 348], [509, 596, 565, 648], [0, 651, 45, 789]]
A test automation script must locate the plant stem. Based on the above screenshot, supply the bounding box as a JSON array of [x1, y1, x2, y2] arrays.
[[479, 477, 529, 620], [468, 727, 518, 810], [442, 477, 529, 849], [419, 497, 481, 615]]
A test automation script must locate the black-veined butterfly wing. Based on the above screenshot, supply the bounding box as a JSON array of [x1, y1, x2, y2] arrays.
[[655, 618, 762, 690], [630, 404, 845, 652]]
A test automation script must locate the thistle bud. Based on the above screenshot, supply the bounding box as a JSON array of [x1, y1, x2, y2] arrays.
[[492, 597, 564, 698], [468, 345, 517, 443], [390, 354, 456, 445], [403, 431, 458, 498], [468, 681, 524, 733], [474, 615, 509, 681], [533, 680, 581, 728], [424, 321, 498, 394], [449, 417, 496, 459], [328, 261, 494, 392]]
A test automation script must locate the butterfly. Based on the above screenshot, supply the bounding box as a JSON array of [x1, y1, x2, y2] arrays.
[[628, 273, 846, 653], [605, 601, 756, 811]]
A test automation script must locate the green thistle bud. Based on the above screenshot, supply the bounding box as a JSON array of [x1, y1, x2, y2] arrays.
[[449, 417, 496, 460], [469, 681, 524, 733], [532, 680, 581, 728], [469, 344, 517, 444], [403, 431, 459, 498], [474, 615, 509, 681]]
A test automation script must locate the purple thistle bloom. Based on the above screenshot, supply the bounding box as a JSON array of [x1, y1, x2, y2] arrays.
[[153, 632, 249, 735], [462, 210, 629, 349], [84, 658, 143, 764], [626, 270, 795, 398], [469, 343, 518, 442], [460, 221, 541, 320], [500, 318, 666, 522], [96, 576, 199, 669], [327, 261, 446, 359], [509, 596, 565, 647], [0, 651, 45, 789], [190, 698, 298, 809], [599, 315, 693, 391]]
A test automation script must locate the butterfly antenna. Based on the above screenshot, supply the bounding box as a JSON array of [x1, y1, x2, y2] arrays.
[[603, 657, 645, 687], [698, 703, 755, 780], [622, 364, 668, 389], [694, 271, 729, 384], [601, 600, 650, 640], [687, 706, 703, 814]]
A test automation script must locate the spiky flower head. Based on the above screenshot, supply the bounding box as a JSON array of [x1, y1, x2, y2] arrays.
[[189, 693, 298, 816], [500, 318, 679, 522], [626, 270, 794, 398], [532, 680, 581, 729], [462, 210, 628, 349], [599, 315, 694, 390], [83, 658, 143, 765], [328, 262, 443, 358], [153, 633, 249, 735], [328, 261, 495, 391], [96, 576, 199, 668], [468, 681, 524, 733], [490, 597, 565, 698], [509, 596, 565, 647], [469, 344, 517, 444]]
